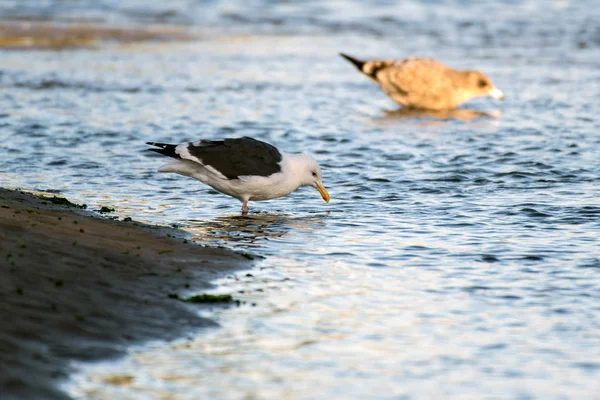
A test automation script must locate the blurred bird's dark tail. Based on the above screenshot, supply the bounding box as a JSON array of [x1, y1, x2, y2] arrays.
[[146, 142, 179, 159], [339, 53, 366, 71]]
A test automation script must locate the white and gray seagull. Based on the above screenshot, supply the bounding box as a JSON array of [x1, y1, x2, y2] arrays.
[[147, 137, 330, 216]]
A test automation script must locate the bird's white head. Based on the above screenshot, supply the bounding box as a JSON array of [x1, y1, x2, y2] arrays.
[[288, 154, 330, 203]]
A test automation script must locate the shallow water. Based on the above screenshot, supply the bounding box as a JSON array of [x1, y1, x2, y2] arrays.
[[1, 0, 600, 398]]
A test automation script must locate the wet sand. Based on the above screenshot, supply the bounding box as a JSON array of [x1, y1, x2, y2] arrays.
[[0, 20, 195, 49], [0, 188, 251, 400]]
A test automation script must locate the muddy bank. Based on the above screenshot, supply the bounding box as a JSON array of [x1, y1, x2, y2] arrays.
[[0, 20, 195, 49], [0, 188, 251, 400]]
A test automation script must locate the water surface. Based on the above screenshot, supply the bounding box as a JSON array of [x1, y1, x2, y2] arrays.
[[1, 1, 599, 398]]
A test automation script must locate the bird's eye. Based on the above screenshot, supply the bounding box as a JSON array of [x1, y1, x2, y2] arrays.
[[311, 171, 317, 177], [478, 79, 488, 88]]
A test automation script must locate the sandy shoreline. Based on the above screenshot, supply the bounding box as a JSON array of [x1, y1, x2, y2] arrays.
[[0, 20, 195, 49], [0, 188, 251, 400]]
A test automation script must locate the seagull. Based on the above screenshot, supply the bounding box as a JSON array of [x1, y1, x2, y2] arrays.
[[340, 53, 504, 110], [147, 137, 330, 216]]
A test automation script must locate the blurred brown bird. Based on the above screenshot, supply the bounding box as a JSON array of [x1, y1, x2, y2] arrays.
[[340, 53, 504, 111]]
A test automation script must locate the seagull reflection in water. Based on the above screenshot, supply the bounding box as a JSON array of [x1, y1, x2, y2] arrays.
[[383, 108, 501, 122], [184, 212, 329, 250]]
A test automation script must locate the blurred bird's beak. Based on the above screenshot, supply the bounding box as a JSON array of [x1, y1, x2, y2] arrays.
[[316, 184, 330, 203], [488, 87, 504, 100]]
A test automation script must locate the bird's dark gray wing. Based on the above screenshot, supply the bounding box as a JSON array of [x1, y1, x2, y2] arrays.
[[179, 137, 283, 179]]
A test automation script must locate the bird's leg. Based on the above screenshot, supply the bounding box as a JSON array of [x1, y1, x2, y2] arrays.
[[241, 201, 248, 216]]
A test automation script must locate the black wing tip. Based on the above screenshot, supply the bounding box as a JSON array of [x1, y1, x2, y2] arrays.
[[146, 142, 179, 158], [339, 52, 366, 71], [146, 142, 169, 147]]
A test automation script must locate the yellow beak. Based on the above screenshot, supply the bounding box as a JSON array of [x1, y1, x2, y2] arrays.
[[316, 184, 330, 203]]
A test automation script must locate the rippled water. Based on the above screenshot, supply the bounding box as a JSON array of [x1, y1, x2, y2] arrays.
[[2, 0, 600, 398]]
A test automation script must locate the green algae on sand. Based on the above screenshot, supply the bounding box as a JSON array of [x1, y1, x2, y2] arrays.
[[184, 294, 235, 304], [47, 195, 87, 209]]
